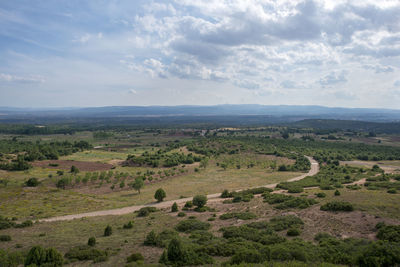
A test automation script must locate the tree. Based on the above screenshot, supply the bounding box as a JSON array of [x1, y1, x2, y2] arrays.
[[70, 165, 79, 174], [25, 246, 63, 267], [88, 237, 96, 247], [132, 177, 144, 194], [104, 225, 112, 236], [25, 177, 40, 187], [171, 202, 178, 212], [154, 188, 166, 202], [193, 195, 207, 208], [167, 238, 184, 263]]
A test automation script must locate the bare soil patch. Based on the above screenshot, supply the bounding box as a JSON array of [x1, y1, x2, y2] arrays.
[[32, 160, 114, 171]]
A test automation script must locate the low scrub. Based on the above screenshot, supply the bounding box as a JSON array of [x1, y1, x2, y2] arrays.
[[320, 201, 354, 212], [220, 212, 257, 220], [175, 219, 211, 233], [136, 207, 157, 217], [65, 245, 108, 263]]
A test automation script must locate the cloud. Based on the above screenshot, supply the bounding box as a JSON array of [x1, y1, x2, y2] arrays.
[[319, 71, 347, 86], [0, 73, 45, 83], [128, 89, 137, 94], [363, 64, 394, 73], [394, 80, 400, 87]]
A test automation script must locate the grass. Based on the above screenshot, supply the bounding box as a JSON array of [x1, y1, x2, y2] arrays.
[[304, 187, 400, 219], [0, 211, 177, 266], [0, 157, 301, 220]]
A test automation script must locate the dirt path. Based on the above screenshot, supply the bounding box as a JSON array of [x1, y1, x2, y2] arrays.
[[40, 157, 319, 222]]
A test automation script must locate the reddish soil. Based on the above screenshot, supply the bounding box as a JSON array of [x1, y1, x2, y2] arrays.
[[32, 160, 114, 172]]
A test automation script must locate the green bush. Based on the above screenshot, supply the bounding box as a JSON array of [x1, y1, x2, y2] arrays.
[[177, 212, 186, 217], [171, 202, 178, 212], [193, 195, 207, 208], [65, 245, 108, 263], [14, 220, 33, 228], [88, 237, 96, 247], [25, 246, 63, 266], [126, 253, 144, 263], [230, 248, 266, 264], [219, 212, 257, 220], [376, 225, 400, 242], [287, 228, 301, 236], [316, 192, 326, 198], [154, 188, 166, 202], [320, 201, 354, 212], [104, 225, 112, 236], [123, 221, 134, 229], [0, 235, 11, 242], [387, 188, 397, 194], [288, 186, 304, 193], [334, 190, 341, 196], [175, 219, 210, 233], [25, 177, 40, 187], [137, 207, 157, 217]]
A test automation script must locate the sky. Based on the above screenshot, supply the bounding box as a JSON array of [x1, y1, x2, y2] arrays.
[[0, 0, 400, 108]]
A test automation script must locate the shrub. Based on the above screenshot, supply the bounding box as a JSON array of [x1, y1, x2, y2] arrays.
[[177, 212, 186, 217], [0, 235, 11, 242], [88, 237, 96, 247], [316, 192, 326, 198], [70, 165, 79, 174], [320, 201, 354, 212], [15, 220, 33, 228], [25, 246, 63, 267], [230, 248, 265, 264], [137, 207, 157, 217], [104, 225, 112, 236], [221, 189, 232, 198], [268, 216, 304, 231], [154, 188, 166, 202], [171, 202, 178, 212], [219, 212, 257, 220], [175, 219, 210, 232], [123, 221, 134, 229], [288, 186, 304, 193], [193, 195, 207, 208], [334, 190, 341, 196], [144, 230, 157, 246], [376, 225, 400, 242], [184, 201, 193, 208], [65, 245, 108, 262], [287, 228, 301, 236], [387, 188, 397, 194], [127, 253, 144, 263], [25, 177, 40, 187]]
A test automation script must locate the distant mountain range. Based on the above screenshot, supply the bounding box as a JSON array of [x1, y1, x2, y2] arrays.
[[1, 105, 400, 123]]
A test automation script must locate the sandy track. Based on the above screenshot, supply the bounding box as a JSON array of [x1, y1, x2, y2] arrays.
[[40, 157, 319, 223]]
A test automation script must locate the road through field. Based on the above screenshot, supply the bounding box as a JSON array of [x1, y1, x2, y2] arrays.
[[40, 157, 319, 222]]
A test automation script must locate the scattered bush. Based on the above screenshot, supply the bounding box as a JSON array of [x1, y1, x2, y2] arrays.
[[126, 253, 144, 263], [315, 192, 326, 198], [154, 188, 166, 202], [123, 221, 134, 229], [178, 212, 186, 217], [88, 237, 96, 247], [287, 186, 304, 193], [334, 190, 341, 196], [193, 195, 207, 208], [0, 235, 11, 242], [320, 201, 354, 212], [387, 188, 397, 194], [137, 207, 157, 217], [65, 245, 108, 263], [171, 202, 178, 212], [376, 224, 400, 242], [175, 219, 210, 233], [25, 177, 40, 187], [25, 246, 63, 266], [104, 225, 112, 236], [220, 212, 257, 220], [287, 228, 301, 236]]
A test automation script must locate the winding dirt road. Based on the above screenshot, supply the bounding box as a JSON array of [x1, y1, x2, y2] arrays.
[[40, 157, 319, 222]]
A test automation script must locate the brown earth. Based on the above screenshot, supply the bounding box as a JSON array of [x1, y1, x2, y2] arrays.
[[32, 160, 114, 172]]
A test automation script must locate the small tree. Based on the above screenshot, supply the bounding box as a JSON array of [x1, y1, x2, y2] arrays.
[[70, 165, 79, 174], [155, 188, 166, 202], [88, 237, 96, 247], [144, 230, 157, 246], [334, 190, 341, 196], [171, 202, 178, 212], [132, 177, 144, 194], [104, 225, 112, 236], [167, 238, 184, 263], [193, 195, 207, 208]]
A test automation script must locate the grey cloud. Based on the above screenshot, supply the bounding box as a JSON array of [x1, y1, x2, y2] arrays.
[[0, 73, 45, 83], [363, 64, 394, 73], [319, 71, 347, 86], [234, 79, 260, 90], [394, 80, 400, 87]]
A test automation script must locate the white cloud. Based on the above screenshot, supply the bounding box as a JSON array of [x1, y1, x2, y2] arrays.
[[0, 73, 45, 83]]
